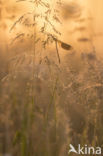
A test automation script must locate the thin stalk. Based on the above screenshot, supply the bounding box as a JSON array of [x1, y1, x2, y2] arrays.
[[45, 77, 58, 128], [55, 41, 61, 64]]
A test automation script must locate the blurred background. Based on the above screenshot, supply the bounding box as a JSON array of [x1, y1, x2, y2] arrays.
[[0, 0, 103, 156], [0, 0, 103, 54]]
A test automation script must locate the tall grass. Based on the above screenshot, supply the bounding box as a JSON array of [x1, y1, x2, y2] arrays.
[[0, 0, 103, 156]]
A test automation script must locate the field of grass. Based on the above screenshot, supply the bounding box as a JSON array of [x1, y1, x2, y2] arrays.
[[0, 0, 103, 156]]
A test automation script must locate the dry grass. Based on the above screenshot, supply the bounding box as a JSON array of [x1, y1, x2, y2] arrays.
[[0, 0, 103, 156]]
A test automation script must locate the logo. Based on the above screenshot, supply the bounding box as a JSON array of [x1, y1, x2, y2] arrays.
[[68, 144, 101, 155]]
